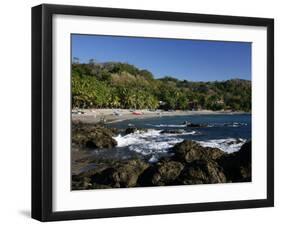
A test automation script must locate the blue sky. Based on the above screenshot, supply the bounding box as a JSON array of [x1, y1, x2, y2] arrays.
[[72, 34, 251, 81]]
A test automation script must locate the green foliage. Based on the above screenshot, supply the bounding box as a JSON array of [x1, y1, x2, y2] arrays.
[[71, 61, 251, 111]]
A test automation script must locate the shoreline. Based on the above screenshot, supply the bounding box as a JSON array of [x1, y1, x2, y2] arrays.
[[72, 108, 250, 125]]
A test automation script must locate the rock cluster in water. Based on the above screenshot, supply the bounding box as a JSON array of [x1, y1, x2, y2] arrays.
[[72, 123, 251, 190], [72, 122, 118, 149]]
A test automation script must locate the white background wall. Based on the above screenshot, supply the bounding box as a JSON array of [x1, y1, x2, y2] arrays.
[[0, 0, 279, 225]]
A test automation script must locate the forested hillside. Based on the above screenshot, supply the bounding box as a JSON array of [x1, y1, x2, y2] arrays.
[[71, 61, 251, 111]]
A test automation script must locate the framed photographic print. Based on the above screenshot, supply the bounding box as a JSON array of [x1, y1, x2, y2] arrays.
[[32, 4, 274, 221]]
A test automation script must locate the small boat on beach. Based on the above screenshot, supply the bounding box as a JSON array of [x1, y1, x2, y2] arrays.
[[132, 111, 143, 115]]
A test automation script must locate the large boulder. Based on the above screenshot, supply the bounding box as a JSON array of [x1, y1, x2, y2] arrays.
[[89, 159, 149, 188], [177, 159, 227, 184], [72, 124, 117, 149], [218, 141, 251, 182], [85, 128, 117, 149], [138, 160, 184, 186], [173, 140, 225, 163]]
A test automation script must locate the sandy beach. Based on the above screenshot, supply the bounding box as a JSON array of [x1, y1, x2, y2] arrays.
[[72, 108, 248, 124]]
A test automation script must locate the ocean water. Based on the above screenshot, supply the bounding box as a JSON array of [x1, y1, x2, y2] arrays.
[[94, 114, 251, 163]]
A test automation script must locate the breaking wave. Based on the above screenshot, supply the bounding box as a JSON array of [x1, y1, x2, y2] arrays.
[[148, 122, 247, 128], [197, 138, 247, 153], [113, 129, 247, 162], [148, 124, 186, 128], [113, 129, 196, 162]]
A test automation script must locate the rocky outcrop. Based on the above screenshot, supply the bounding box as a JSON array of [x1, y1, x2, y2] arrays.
[[92, 159, 149, 188], [125, 127, 138, 134], [84, 128, 117, 149], [160, 129, 186, 134], [72, 159, 149, 189], [138, 160, 184, 186], [217, 141, 251, 182], [72, 137, 252, 190], [72, 122, 118, 149], [184, 122, 206, 128], [177, 159, 226, 184], [125, 127, 148, 135], [173, 140, 225, 162]]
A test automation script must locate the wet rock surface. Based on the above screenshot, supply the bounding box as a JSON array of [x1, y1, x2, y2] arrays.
[[72, 121, 118, 149], [172, 140, 225, 162], [72, 136, 252, 190]]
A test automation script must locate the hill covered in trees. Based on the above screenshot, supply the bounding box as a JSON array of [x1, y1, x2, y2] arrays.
[[72, 60, 251, 112]]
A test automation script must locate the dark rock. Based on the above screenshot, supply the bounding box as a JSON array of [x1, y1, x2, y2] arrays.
[[90, 159, 149, 188], [72, 124, 117, 149], [187, 123, 202, 127], [184, 121, 206, 127], [138, 161, 184, 186], [72, 174, 96, 190], [72, 136, 252, 189], [173, 140, 225, 163], [125, 127, 148, 135], [125, 127, 138, 134], [218, 141, 251, 182], [176, 159, 227, 184], [226, 138, 244, 145], [108, 127, 119, 136], [160, 129, 186, 134], [85, 133, 117, 149]]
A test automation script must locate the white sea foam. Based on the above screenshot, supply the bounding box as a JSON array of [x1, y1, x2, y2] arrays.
[[197, 138, 246, 153], [113, 129, 247, 158], [149, 122, 247, 128], [207, 122, 247, 128], [148, 155, 159, 163], [113, 129, 195, 156], [225, 122, 248, 127], [149, 124, 186, 128]]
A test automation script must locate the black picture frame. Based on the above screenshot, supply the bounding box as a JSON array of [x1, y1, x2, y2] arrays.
[[32, 3, 274, 222]]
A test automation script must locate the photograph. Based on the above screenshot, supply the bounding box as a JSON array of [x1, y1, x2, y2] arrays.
[[71, 34, 252, 190], [30, 3, 274, 221]]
